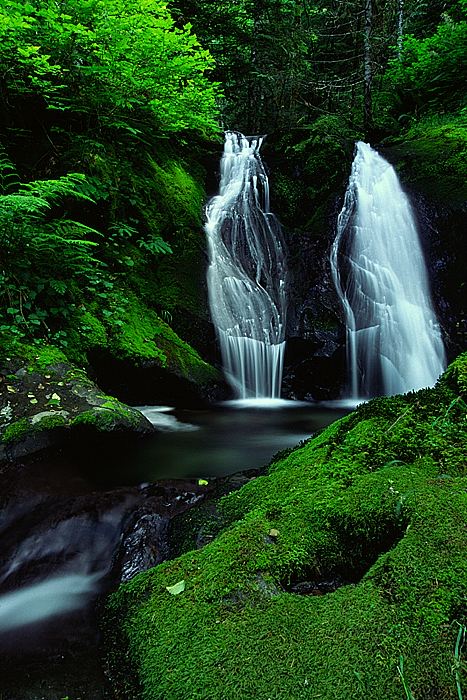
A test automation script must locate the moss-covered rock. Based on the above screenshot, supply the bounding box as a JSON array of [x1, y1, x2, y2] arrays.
[[91, 291, 223, 403], [103, 354, 467, 700], [0, 349, 154, 463], [384, 116, 467, 206]]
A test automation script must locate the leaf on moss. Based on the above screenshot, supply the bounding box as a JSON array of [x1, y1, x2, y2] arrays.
[[166, 580, 186, 596]]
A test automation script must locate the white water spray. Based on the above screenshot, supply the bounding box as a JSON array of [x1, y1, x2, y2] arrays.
[[0, 573, 101, 632], [331, 141, 446, 398], [205, 132, 287, 398]]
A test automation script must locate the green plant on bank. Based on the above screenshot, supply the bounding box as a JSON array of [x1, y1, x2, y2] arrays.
[[0, 155, 99, 346], [0, 0, 220, 137], [454, 622, 467, 700], [386, 2, 467, 119], [397, 655, 416, 700]]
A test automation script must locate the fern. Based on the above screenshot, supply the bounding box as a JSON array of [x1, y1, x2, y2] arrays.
[[138, 236, 173, 255], [0, 161, 102, 342], [20, 172, 96, 204], [0, 150, 20, 194]]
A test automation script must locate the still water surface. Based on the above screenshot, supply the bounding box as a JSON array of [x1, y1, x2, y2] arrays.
[[96, 400, 353, 485]]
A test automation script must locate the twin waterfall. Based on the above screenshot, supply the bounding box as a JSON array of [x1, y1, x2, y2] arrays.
[[331, 141, 446, 398], [206, 134, 445, 400], [205, 132, 287, 399]]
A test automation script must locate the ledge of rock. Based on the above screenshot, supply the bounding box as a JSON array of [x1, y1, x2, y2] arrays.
[[0, 355, 154, 464]]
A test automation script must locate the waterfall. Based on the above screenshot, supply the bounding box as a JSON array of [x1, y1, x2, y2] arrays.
[[205, 132, 287, 399], [331, 141, 446, 398]]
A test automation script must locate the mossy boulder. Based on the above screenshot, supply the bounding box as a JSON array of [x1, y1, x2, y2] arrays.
[[103, 354, 467, 700], [0, 348, 154, 463]]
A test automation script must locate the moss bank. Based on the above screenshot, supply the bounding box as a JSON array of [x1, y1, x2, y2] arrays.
[[104, 354, 467, 700], [384, 115, 467, 205], [107, 291, 220, 386]]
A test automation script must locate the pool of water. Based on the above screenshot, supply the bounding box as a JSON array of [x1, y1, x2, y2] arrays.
[[81, 400, 353, 486]]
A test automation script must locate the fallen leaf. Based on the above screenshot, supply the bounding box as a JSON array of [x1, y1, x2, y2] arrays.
[[51, 393, 61, 401], [6, 386, 16, 393], [30, 399, 38, 404], [166, 580, 185, 596], [269, 529, 279, 538]]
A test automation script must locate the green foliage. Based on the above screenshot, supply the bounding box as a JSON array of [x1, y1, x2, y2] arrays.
[[439, 352, 467, 397], [384, 113, 467, 204], [0, 0, 221, 136], [270, 115, 361, 232], [0, 0, 221, 368], [0, 159, 100, 346], [386, 3, 467, 117]]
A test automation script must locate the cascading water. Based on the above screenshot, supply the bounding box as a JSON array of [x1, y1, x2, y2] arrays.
[[205, 132, 287, 399], [331, 140, 446, 398]]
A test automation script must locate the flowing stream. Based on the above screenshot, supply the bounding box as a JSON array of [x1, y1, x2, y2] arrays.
[[331, 141, 446, 398], [205, 132, 287, 399]]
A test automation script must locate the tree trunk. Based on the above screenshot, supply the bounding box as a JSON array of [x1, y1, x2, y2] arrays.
[[397, 0, 404, 59], [363, 0, 373, 135]]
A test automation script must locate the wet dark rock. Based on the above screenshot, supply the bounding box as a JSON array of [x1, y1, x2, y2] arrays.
[[119, 513, 169, 582], [168, 468, 263, 559], [0, 453, 218, 699], [88, 349, 231, 408], [287, 576, 350, 596]]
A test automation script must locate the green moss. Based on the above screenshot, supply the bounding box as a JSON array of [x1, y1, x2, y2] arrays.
[[71, 403, 143, 432], [148, 157, 204, 231], [104, 356, 467, 700], [19, 343, 68, 372], [108, 291, 219, 384], [34, 413, 68, 430], [385, 115, 467, 205], [2, 417, 31, 444]]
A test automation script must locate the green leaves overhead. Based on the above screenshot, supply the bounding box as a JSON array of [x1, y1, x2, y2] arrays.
[[386, 6, 467, 114], [0, 0, 221, 136]]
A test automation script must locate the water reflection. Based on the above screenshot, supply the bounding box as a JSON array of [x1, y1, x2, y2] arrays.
[[96, 402, 351, 485]]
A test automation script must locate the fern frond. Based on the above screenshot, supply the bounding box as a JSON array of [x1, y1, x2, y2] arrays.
[[53, 218, 101, 240], [0, 150, 20, 194], [20, 173, 96, 204], [0, 193, 50, 218]]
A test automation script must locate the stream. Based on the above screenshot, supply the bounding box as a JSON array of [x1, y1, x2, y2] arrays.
[[0, 401, 351, 699]]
